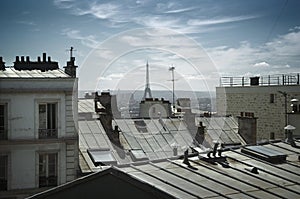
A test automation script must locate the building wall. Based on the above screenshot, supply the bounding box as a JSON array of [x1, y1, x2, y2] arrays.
[[216, 85, 300, 141], [0, 78, 78, 192], [139, 100, 172, 118]]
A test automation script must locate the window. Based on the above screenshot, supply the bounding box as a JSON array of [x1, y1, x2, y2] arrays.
[[270, 94, 275, 103], [38, 103, 57, 138], [0, 104, 8, 140], [39, 153, 57, 187], [0, 155, 8, 190], [270, 132, 275, 140]]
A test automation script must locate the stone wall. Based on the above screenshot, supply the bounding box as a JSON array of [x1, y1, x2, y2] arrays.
[[216, 85, 300, 141]]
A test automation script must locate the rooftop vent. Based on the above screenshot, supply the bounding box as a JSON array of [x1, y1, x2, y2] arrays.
[[241, 145, 286, 164]]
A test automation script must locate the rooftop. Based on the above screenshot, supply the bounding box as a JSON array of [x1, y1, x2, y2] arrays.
[[28, 141, 300, 199], [0, 68, 70, 78], [219, 73, 300, 87]]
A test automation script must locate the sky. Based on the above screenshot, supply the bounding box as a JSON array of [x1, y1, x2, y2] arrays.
[[0, 0, 299, 93]]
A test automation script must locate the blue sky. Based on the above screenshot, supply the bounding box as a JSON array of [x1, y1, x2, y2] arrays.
[[0, 0, 299, 92]]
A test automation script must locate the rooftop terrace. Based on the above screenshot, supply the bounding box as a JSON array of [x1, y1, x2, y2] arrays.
[[219, 73, 299, 87]]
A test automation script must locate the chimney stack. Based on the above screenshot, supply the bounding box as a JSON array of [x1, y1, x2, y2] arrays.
[[0, 57, 5, 70], [238, 113, 257, 144], [64, 47, 78, 77], [43, 53, 46, 62]]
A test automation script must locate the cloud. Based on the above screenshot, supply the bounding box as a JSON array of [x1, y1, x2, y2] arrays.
[[207, 29, 300, 76], [164, 7, 196, 14], [61, 29, 98, 48], [53, 0, 74, 9], [187, 15, 259, 26], [253, 61, 269, 67], [17, 21, 36, 26], [75, 2, 120, 20]]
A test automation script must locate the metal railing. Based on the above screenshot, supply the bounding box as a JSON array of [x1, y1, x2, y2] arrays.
[[220, 73, 300, 87], [38, 129, 58, 139]]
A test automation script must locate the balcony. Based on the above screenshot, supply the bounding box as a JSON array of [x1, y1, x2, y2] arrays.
[[38, 129, 58, 139]]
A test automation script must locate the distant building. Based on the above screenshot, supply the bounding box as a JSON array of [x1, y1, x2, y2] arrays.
[[0, 52, 79, 198], [139, 98, 172, 118], [216, 73, 300, 141]]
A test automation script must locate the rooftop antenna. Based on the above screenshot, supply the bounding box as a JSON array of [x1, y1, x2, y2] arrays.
[[143, 60, 152, 99], [67, 46, 76, 61], [169, 65, 176, 109]]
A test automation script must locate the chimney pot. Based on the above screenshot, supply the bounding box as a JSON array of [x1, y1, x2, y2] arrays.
[[43, 53, 46, 62]]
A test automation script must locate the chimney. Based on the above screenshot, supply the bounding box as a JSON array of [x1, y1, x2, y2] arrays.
[[48, 56, 51, 62], [37, 56, 41, 62], [0, 57, 5, 70], [43, 53, 46, 62], [195, 121, 205, 144], [15, 56, 20, 62], [64, 46, 78, 77], [26, 56, 30, 62], [238, 114, 257, 144], [21, 56, 25, 62]]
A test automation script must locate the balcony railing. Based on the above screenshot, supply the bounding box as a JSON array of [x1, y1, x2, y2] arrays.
[[220, 73, 300, 87], [39, 176, 57, 187], [38, 129, 58, 139]]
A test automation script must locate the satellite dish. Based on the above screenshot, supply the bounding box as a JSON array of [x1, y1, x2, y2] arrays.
[[284, 125, 296, 130]]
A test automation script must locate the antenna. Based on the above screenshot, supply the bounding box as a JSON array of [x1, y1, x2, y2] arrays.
[[66, 46, 76, 60], [169, 65, 175, 109]]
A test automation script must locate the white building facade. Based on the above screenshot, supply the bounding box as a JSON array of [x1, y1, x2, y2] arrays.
[[216, 74, 300, 141], [0, 54, 78, 197]]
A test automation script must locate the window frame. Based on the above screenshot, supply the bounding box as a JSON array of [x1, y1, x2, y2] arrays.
[[38, 152, 58, 188], [35, 99, 60, 139], [0, 154, 8, 191], [0, 101, 9, 140]]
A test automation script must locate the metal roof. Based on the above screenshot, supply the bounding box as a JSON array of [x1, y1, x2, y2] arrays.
[[37, 140, 300, 199], [117, 141, 300, 199], [0, 68, 70, 78], [114, 118, 197, 161], [196, 116, 246, 146]]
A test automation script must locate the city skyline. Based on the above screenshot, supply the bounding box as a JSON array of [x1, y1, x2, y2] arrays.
[[0, 0, 299, 91]]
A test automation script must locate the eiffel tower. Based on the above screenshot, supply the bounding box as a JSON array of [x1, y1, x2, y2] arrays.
[[143, 61, 152, 99]]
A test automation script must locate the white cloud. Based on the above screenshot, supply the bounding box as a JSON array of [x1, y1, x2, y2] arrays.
[[53, 0, 74, 9], [164, 7, 196, 14], [187, 15, 259, 26], [253, 61, 269, 67], [75, 2, 120, 20], [17, 21, 36, 26], [61, 29, 99, 48], [207, 29, 300, 75]]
